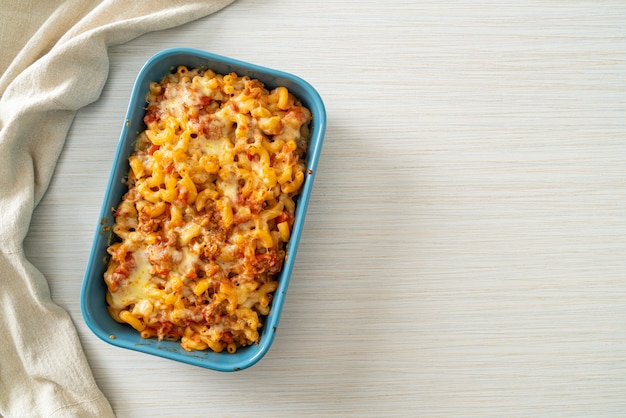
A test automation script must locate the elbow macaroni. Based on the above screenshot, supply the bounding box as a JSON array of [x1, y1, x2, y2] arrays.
[[104, 66, 311, 353]]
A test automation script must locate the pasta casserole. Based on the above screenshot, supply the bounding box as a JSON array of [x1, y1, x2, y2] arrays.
[[104, 66, 311, 353]]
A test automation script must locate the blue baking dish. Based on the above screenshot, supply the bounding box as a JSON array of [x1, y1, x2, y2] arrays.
[[80, 48, 326, 372]]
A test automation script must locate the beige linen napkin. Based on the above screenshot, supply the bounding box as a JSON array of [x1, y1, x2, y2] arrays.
[[0, 0, 233, 416]]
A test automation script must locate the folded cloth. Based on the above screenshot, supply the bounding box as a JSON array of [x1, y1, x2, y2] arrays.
[[0, 0, 233, 416]]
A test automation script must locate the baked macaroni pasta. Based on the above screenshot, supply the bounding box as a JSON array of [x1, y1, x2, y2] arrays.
[[104, 66, 311, 353]]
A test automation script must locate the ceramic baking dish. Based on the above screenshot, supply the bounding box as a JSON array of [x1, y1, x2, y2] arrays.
[[80, 48, 326, 371]]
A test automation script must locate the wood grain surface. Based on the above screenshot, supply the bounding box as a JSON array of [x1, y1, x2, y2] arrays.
[[24, 0, 626, 416]]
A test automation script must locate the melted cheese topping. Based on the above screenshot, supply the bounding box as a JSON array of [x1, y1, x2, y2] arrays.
[[104, 66, 311, 353], [108, 249, 151, 310]]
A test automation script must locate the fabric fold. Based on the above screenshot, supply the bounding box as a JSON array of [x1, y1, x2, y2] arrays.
[[0, 0, 234, 416]]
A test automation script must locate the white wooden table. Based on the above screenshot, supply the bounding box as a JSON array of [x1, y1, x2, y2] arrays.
[[24, 0, 626, 416]]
